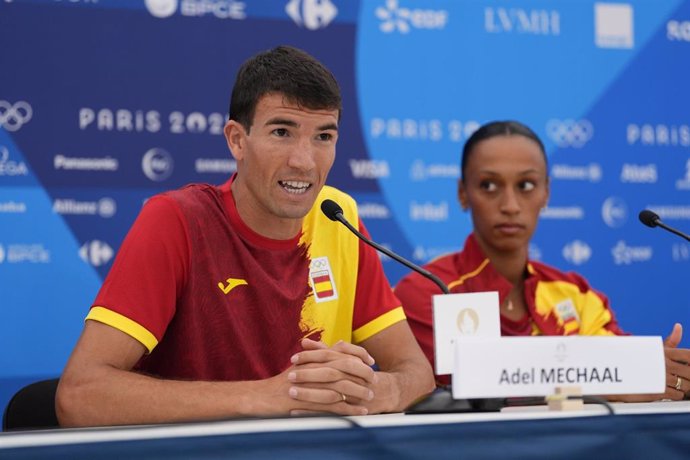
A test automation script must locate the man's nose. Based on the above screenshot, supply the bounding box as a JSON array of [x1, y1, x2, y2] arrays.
[[287, 138, 316, 171]]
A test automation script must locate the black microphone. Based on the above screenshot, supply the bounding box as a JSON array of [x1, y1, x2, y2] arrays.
[[320, 199, 449, 294], [639, 209, 690, 243], [321, 199, 504, 414]]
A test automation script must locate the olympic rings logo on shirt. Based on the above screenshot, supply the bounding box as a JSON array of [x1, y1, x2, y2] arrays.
[[546, 119, 593, 148], [0, 101, 33, 132]]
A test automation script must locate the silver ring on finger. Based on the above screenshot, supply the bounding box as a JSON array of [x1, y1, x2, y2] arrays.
[[676, 376, 683, 391]]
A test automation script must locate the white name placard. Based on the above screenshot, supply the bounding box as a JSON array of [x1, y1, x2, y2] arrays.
[[452, 336, 665, 398], [432, 291, 500, 375]]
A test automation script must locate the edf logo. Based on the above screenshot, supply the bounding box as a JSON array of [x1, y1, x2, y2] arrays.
[[286, 0, 337, 30]]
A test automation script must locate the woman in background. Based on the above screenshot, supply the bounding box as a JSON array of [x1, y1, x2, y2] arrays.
[[395, 120, 690, 400]]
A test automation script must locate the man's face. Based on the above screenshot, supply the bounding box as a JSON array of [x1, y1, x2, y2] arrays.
[[224, 93, 338, 238], [459, 135, 549, 256]]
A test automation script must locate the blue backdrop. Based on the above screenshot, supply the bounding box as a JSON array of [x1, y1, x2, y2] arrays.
[[1, 0, 689, 412]]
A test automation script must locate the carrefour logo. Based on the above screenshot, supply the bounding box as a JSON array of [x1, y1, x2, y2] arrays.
[[145, 0, 178, 18], [79, 240, 114, 267], [142, 148, 174, 182], [286, 0, 337, 30], [562, 240, 592, 266], [375, 0, 448, 34]]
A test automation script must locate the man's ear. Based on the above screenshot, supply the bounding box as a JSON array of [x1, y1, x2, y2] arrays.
[[458, 180, 469, 211], [224, 120, 246, 161]]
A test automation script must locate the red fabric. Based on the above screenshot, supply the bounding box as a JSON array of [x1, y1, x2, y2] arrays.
[[395, 233, 625, 383], [92, 180, 399, 381]]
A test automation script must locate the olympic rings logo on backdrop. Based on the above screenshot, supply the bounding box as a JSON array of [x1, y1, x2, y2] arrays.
[[546, 119, 593, 148], [0, 101, 33, 132]]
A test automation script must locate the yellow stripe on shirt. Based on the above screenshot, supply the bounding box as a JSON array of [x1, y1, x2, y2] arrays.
[[86, 306, 159, 353], [352, 306, 406, 344]]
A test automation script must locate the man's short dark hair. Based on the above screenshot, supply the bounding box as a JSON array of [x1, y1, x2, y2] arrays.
[[228, 46, 342, 132]]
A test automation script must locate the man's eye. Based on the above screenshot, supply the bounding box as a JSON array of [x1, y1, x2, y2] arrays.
[[273, 128, 289, 137], [317, 133, 333, 141]]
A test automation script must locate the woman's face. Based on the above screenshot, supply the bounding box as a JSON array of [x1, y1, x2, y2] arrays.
[[459, 134, 549, 256]]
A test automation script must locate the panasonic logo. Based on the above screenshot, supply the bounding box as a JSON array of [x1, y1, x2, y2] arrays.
[[620, 163, 657, 183], [540, 206, 584, 220], [54, 155, 119, 171], [349, 159, 390, 179], [195, 158, 236, 174]]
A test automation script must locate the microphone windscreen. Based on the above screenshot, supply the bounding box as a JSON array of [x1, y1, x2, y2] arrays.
[[639, 209, 660, 228], [321, 199, 343, 221]]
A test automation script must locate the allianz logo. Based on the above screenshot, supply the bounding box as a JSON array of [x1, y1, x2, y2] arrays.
[[0, 201, 27, 213], [358, 203, 391, 219], [375, 0, 448, 34], [539, 206, 584, 220], [611, 241, 652, 265], [409, 201, 448, 221], [562, 240, 591, 266], [668, 20, 690, 42], [349, 159, 390, 179], [286, 0, 337, 30], [195, 158, 236, 174], [80, 240, 114, 267], [0, 243, 50, 264], [145, 0, 246, 19], [54, 155, 119, 172], [409, 160, 460, 181], [53, 198, 116, 218], [627, 123, 690, 147], [0, 145, 29, 177], [485, 7, 560, 35], [551, 163, 601, 182], [620, 163, 657, 183]]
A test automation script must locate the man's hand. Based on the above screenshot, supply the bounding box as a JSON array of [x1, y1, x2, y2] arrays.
[[613, 323, 690, 403], [285, 338, 375, 415]]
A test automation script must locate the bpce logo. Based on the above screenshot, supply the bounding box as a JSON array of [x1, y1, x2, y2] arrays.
[[142, 148, 174, 182]]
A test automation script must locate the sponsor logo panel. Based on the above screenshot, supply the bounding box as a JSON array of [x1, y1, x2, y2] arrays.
[[484, 7, 560, 35], [145, 0, 246, 19], [54, 155, 119, 172], [349, 159, 390, 179], [142, 148, 174, 182], [0, 100, 32, 132], [375, 0, 448, 34], [286, 0, 337, 30], [53, 197, 117, 218], [626, 123, 690, 147], [611, 240, 652, 265], [551, 163, 601, 182], [0, 243, 50, 264], [594, 2, 634, 49], [601, 196, 627, 228], [540, 206, 584, 220], [620, 163, 657, 183], [667, 20, 690, 42], [0, 146, 29, 176], [79, 240, 114, 267], [358, 203, 391, 219], [195, 158, 236, 174], [676, 159, 690, 190], [409, 160, 459, 181], [562, 240, 592, 266], [409, 201, 448, 222], [370, 118, 480, 142]]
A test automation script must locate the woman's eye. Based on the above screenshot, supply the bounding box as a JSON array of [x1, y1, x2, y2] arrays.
[[520, 181, 536, 191], [479, 181, 497, 192]]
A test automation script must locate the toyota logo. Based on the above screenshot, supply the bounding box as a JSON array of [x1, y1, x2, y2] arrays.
[[546, 119, 593, 148], [0, 101, 33, 132]]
